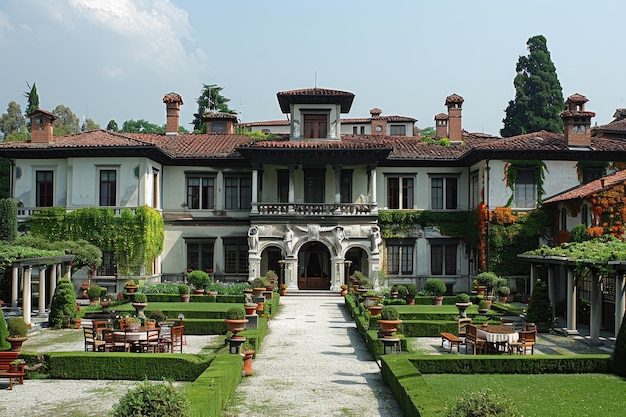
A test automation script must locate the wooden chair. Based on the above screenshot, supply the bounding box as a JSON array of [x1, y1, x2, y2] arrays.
[[170, 325, 184, 353], [112, 332, 131, 352], [101, 329, 114, 352], [458, 318, 473, 342], [500, 318, 519, 331], [464, 324, 486, 355], [509, 330, 537, 354], [93, 320, 109, 336], [158, 322, 173, 353], [83, 325, 105, 352], [141, 329, 161, 353]]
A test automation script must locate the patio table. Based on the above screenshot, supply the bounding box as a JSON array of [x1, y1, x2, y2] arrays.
[[476, 325, 519, 353]]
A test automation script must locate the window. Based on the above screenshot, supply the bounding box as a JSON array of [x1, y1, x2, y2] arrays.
[[573, 124, 586, 134], [210, 122, 227, 133], [99, 169, 117, 206], [386, 176, 414, 209], [431, 241, 457, 276], [352, 126, 357, 134], [340, 170, 352, 203], [97, 251, 117, 276], [186, 239, 214, 272], [186, 175, 215, 209], [386, 239, 414, 275], [305, 169, 325, 203], [431, 176, 458, 209], [581, 204, 589, 228], [390, 125, 406, 135], [514, 170, 536, 208], [303, 114, 328, 138], [223, 239, 248, 274], [470, 170, 480, 209], [560, 207, 568, 230], [35, 170, 53, 207], [277, 170, 289, 203], [360, 126, 365, 134], [224, 174, 252, 210]]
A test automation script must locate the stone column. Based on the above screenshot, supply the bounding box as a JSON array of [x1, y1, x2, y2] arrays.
[[251, 168, 259, 214], [11, 265, 19, 307], [23, 266, 32, 325], [330, 257, 342, 291], [288, 164, 295, 213], [368, 164, 378, 213], [38, 266, 47, 313], [333, 164, 341, 205], [284, 258, 298, 290], [566, 266, 579, 335], [615, 271, 625, 335], [49, 263, 58, 305], [589, 270, 601, 344], [529, 264, 536, 297], [369, 258, 381, 290], [248, 254, 261, 281]]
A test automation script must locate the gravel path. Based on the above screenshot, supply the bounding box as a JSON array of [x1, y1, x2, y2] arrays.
[[223, 295, 403, 417]]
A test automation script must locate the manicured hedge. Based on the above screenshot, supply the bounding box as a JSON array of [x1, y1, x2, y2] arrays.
[[186, 354, 242, 417], [46, 352, 213, 380]]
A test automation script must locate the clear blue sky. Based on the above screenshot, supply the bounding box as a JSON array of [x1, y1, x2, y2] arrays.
[[1, 0, 624, 136]]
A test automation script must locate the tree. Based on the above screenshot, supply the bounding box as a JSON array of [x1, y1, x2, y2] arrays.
[[52, 104, 80, 136], [120, 119, 164, 133], [0, 101, 26, 139], [48, 277, 77, 329], [81, 118, 100, 131], [526, 279, 553, 330], [501, 35, 564, 137], [419, 126, 436, 137], [0, 159, 9, 198], [192, 84, 236, 133], [24, 82, 39, 133], [106, 120, 118, 132]]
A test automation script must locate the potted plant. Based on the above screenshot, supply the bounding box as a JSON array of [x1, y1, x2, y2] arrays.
[[225, 307, 248, 338], [455, 292, 472, 318], [187, 270, 210, 294], [377, 306, 402, 338], [6, 317, 29, 351], [241, 341, 255, 376], [127, 316, 141, 332], [87, 285, 102, 304], [478, 299, 490, 314], [423, 278, 446, 306], [497, 285, 511, 302], [251, 276, 270, 296], [178, 284, 191, 302], [476, 272, 499, 297], [244, 301, 258, 315], [280, 284, 288, 296], [132, 292, 148, 319], [124, 279, 139, 293], [405, 283, 418, 305], [340, 284, 348, 296]]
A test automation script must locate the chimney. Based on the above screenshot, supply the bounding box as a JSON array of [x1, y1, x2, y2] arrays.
[[370, 107, 386, 135], [434, 113, 448, 138], [561, 93, 595, 148], [445, 94, 464, 143], [203, 112, 239, 134], [28, 109, 56, 143], [163, 92, 184, 135]]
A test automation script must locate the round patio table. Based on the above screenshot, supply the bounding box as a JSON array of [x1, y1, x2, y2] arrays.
[[476, 325, 518, 353]]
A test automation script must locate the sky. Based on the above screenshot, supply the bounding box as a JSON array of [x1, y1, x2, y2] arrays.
[[1, 0, 625, 137]]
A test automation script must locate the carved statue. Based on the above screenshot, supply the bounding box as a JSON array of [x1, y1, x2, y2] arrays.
[[369, 226, 382, 253], [284, 225, 297, 256], [247, 225, 259, 251]]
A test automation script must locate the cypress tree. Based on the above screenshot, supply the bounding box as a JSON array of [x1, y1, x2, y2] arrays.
[[48, 277, 77, 329], [610, 314, 626, 377], [526, 279, 553, 331], [501, 35, 564, 137], [0, 198, 18, 241]]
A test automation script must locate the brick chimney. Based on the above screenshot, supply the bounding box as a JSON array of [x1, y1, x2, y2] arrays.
[[561, 93, 595, 148], [203, 112, 239, 134], [163, 92, 183, 135], [434, 113, 448, 138], [445, 94, 464, 143], [28, 109, 56, 143], [369, 107, 386, 135]]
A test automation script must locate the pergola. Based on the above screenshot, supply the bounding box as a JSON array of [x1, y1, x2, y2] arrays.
[[7, 255, 75, 325], [518, 253, 626, 344]]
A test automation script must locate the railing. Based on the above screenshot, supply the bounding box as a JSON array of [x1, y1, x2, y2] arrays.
[[17, 206, 138, 219], [252, 202, 377, 216]]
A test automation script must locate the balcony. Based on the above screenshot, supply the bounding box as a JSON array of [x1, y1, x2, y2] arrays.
[[251, 202, 377, 217]]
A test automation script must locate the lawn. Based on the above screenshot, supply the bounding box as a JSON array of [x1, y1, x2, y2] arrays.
[[421, 373, 626, 416]]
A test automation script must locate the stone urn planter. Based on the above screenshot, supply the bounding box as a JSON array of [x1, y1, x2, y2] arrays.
[[225, 319, 249, 338], [244, 303, 258, 315], [377, 320, 402, 338], [6, 336, 27, 352], [367, 305, 383, 316], [252, 287, 266, 297], [132, 302, 148, 319]]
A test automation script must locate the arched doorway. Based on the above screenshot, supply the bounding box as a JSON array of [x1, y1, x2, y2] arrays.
[[297, 241, 331, 290], [346, 247, 368, 277]]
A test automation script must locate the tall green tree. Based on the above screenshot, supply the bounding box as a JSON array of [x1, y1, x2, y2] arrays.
[[81, 118, 100, 131], [52, 104, 81, 136], [0, 101, 26, 139], [501, 35, 564, 137], [192, 84, 236, 133], [24, 82, 39, 132], [120, 119, 164, 133], [106, 120, 118, 132]]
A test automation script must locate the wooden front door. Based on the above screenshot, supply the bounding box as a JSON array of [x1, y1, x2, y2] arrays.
[[298, 242, 330, 290]]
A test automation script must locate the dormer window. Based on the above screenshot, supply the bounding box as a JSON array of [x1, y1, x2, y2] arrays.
[[573, 124, 586, 134], [303, 113, 328, 138]]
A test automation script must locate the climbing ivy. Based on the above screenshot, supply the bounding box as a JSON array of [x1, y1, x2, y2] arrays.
[[503, 160, 547, 207], [378, 210, 474, 239]]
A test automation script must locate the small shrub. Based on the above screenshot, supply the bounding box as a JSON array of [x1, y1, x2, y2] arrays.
[[406, 283, 418, 298], [178, 284, 191, 294], [49, 277, 77, 329], [497, 285, 511, 297], [526, 279, 553, 329], [478, 300, 489, 310], [187, 270, 210, 289], [7, 317, 29, 337], [456, 293, 470, 303], [380, 306, 399, 321], [353, 270, 372, 289], [0, 309, 10, 350], [111, 380, 189, 417], [423, 278, 446, 297], [394, 285, 408, 299], [133, 293, 148, 303], [87, 285, 102, 300], [251, 276, 270, 288], [449, 388, 518, 417], [227, 307, 246, 320], [476, 272, 499, 294], [148, 310, 167, 322], [569, 223, 590, 243]]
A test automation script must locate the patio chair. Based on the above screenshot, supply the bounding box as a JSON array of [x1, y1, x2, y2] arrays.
[[92, 320, 109, 336], [170, 325, 184, 353], [141, 329, 161, 353], [83, 325, 105, 352], [158, 322, 173, 353], [112, 331, 131, 352], [509, 329, 536, 354], [458, 318, 473, 342], [464, 324, 486, 355]]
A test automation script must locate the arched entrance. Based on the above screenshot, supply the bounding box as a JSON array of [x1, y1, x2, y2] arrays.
[[346, 247, 368, 277], [297, 241, 331, 290]]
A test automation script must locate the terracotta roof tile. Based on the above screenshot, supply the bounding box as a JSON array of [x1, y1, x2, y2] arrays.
[[543, 169, 626, 204], [0, 129, 154, 149], [162, 92, 183, 104], [445, 94, 464, 104]]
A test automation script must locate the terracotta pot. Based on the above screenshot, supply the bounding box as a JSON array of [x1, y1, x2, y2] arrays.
[[476, 286, 486, 296], [431, 296, 444, 306], [74, 318, 83, 329], [7, 336, 27, 352], [193, 289, 205, 295], [406, 296, 416, 305], [180, 294, 190, 302], [145, 320, 156, 330], [244, 304, 257, 315], [124, 285, 138, 293], [377, 319, 402, 338], [367, 305, 383, 316], [225, 319, 249, 335], [242, 350, 254, 376], [252, 287, 265, 297]]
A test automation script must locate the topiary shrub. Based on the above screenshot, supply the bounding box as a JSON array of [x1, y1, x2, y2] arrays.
[[610, 312, 626, 377], [0, 308, 10, 350], [227, 307, 246, 320], [456, 293, 470, 303], [497, 286, 511, 297], [478, 300, 489, 310], [250, 276, 270, 288], [49, 277, 77, 329], [111, 380, 189, 417], [394, 285, 408, 299], [476, 272, 499, 295], [449, 388, 518, 417], [187, 270, 210, 290], [133, 293, 148, 303], [423, 278, 446, 297], [0, 198, 18, 242], [380, 306, 399, 321], [568, 224, 590, 243], [87, 285, 102, 300], [406, 283, 418, 298], [526, 279, 553, 330], [7, 317, 28, 337], [178, 284, 191, 295]]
